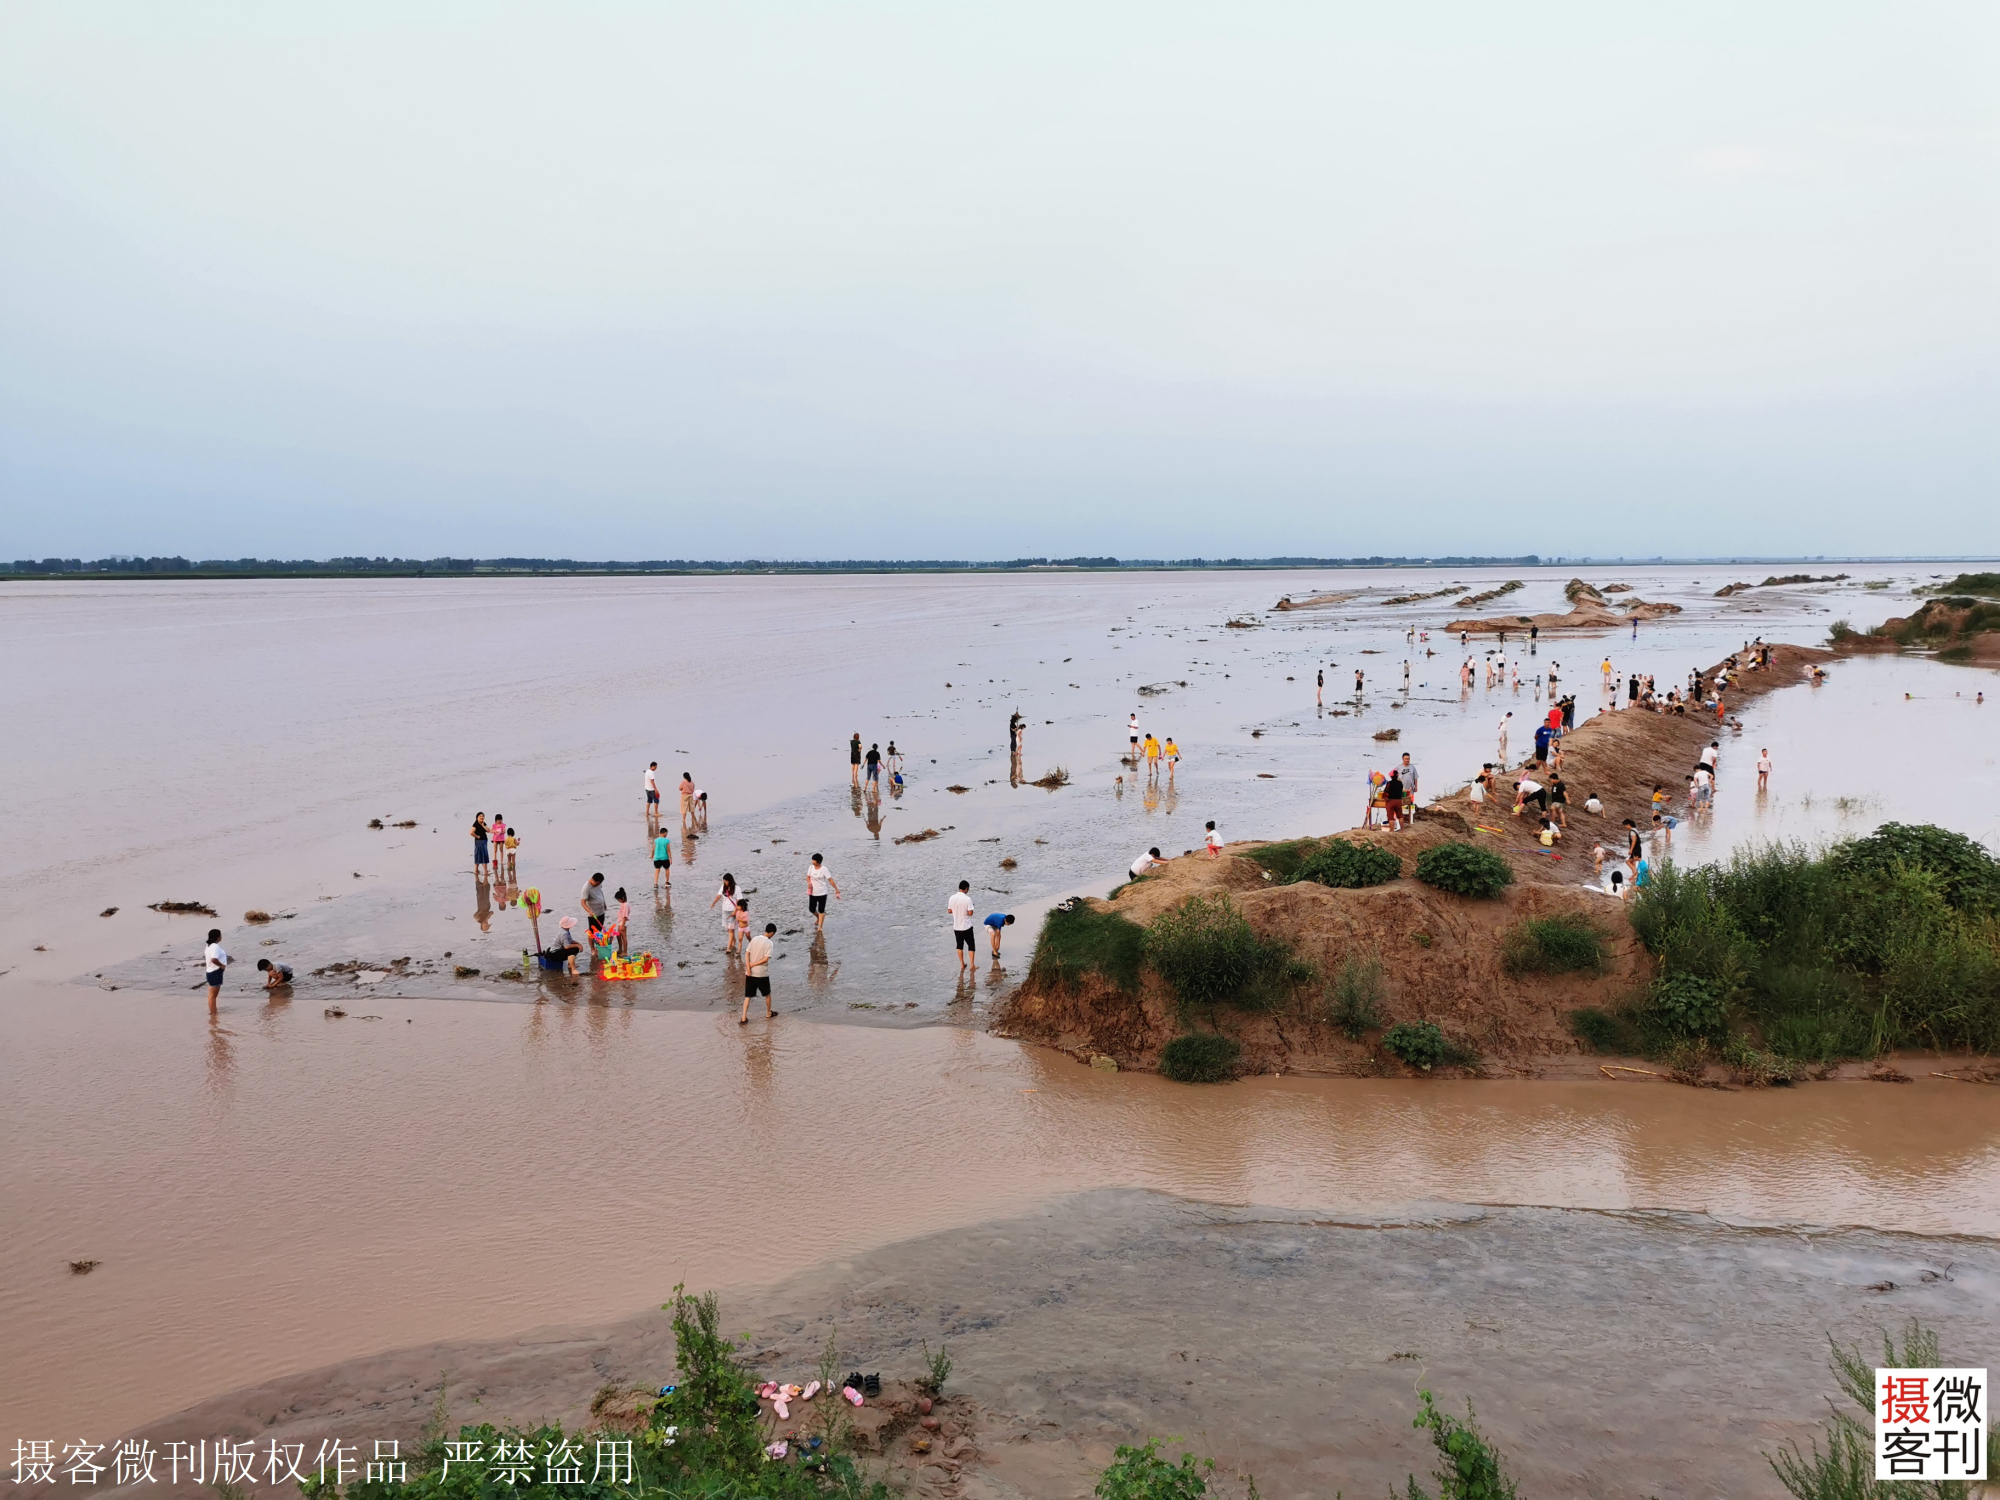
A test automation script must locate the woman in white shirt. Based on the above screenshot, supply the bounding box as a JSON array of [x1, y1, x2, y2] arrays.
[[203, 927, 230, 1013]]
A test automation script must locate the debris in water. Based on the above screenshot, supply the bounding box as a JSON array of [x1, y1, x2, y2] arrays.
[[895, 828, 943, 845], [149, 900, 217, 916], [69, 1260, 99, 1276], [945, 784, 970, 794], [368, 818, 384, 829], [454, 965, 480, 977], [244, 910, 273, 924], [99, 908, 118, 918], [1030, 767, 1070, 789], [325, 1006, 347, 1018], [1373, 728, 1401, 741]]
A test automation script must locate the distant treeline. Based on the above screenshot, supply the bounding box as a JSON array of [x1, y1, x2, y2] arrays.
[[5, 553, 1545, 578]]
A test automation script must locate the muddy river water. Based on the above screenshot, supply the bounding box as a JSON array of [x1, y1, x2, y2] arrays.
[[3, 566, 1997, 1438]]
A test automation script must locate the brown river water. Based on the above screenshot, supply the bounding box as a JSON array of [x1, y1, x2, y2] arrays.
[[3, 567, 1997, 1437]]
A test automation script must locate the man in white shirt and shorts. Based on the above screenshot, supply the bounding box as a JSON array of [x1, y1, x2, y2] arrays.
[[948, 881, 977, 972], [741, 923, 775, 1023], [806, 855, 841, 931]]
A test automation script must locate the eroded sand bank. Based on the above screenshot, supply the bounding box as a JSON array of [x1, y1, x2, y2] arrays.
[[134, 1188, 2000, 1499]]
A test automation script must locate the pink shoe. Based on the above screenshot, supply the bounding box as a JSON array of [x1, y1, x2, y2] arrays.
[[843, 1386, 865, 1406]]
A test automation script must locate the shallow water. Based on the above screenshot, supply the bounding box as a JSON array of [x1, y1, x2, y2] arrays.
[[5, 565, 1988, 1015], [4, 990, 1997, 1437], [4, 565, 1998, 1438]]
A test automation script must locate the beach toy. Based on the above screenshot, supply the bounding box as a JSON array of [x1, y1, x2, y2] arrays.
[[599, 952, 661, 981], [765, 1441, 788, 1460], [842, 1386, 864, 1407]]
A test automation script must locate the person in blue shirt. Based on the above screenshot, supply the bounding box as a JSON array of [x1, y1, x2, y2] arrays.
[[652, 828, 672, 893], [984, 912, 1015, 960]]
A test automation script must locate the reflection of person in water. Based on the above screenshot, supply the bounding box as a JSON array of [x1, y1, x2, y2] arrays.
[[474, 872, 493, 932]]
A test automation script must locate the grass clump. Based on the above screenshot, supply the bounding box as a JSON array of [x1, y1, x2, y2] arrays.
[[1415, 842, 1513, 899], [1631, 826, 2000, 1058], [1501, 913, 1608, 976], [1403, 1388, 1519, 1500], [1145, 895, 1312, 1014], [1323, 955, 1387, 1038], [1382, 1021, 1476, 1072], [1094, 1439, 1214, 1498], [1030, 903, 1147, 994], [1295, 840, 1402, 889], [1243, 838, 1324, 884], [1159, 1033, 1241, 1083], [916, 1339, 951, 1397], [310, 1285, 891, 1500]]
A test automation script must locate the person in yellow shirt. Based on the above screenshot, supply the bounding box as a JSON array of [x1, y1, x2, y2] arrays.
[[1163, 736, 1180, 771], [1143, 733, 1161, 772]]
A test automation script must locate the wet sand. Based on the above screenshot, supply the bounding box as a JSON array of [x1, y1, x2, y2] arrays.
[[131, 1189, 2000, 1499]]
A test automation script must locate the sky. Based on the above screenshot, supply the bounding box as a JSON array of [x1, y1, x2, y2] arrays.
[[1, 2, 1994, 561]]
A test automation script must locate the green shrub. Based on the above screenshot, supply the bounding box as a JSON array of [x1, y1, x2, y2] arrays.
[[1145, 895, 1309, 1013], [1931, 570, 2000, 597], [1403, 1389, 1519, 1500], [1294, 840, 1403, 889], [1629, 862, 1751, 994], [1835, 822, 2000, 913], [1827, 619, 1856, 643], [1647, 973, 1726, 1039], [1094, 1439, 1213, 1499], [1414, 842, 1513, 899], [1938, 644, 1973, 663], [1030, 904, 1146, 993], [1501, 913, 1608, 976], [1324, 955, 1387, 1038], [1159, 1033, 1241, 1083], [1382, 1021, 1475, 1071]]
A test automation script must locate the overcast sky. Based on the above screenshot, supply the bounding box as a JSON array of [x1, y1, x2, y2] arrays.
[[2, 2, 1994, 561]]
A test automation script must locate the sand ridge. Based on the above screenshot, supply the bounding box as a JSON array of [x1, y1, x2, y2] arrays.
[[994, 643, 1835, 1076]]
